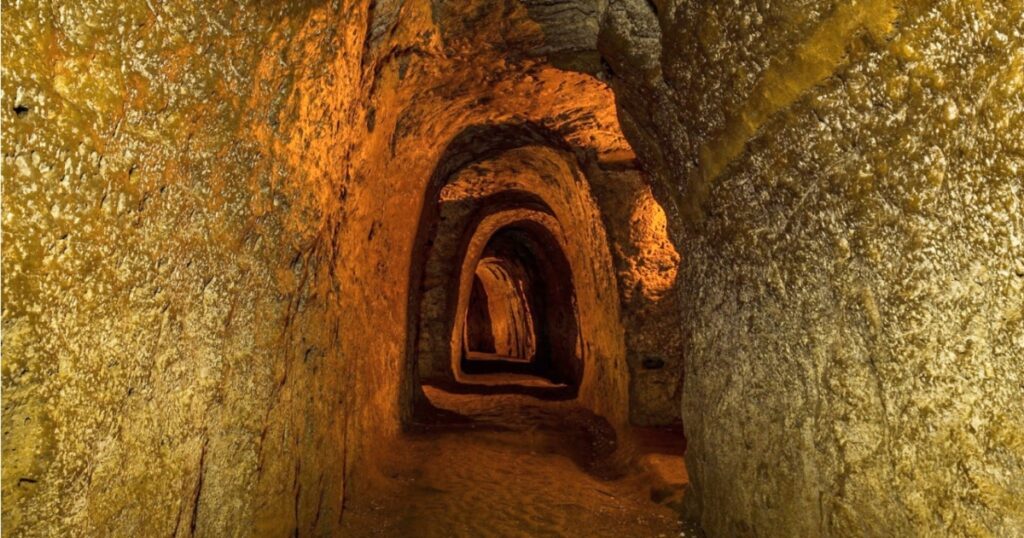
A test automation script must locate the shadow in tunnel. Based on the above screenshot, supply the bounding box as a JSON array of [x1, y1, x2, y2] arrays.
[[457, 224, 583, 389], [423, 374, 576, 400], [412, 383, 625, 480]]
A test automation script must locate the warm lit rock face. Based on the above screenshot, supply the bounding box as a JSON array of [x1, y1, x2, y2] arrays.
[[590, 170, 684, 425], [2, 1, 363, 534], [601, 0, 1024, 535], [3, 0, 1021, 536]]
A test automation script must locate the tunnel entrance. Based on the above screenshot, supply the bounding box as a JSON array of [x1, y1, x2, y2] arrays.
[[459, 224, 581, 388], [405, 130, 631, 420], [382, 76, 686, 534], [463, 258, 536, 361]]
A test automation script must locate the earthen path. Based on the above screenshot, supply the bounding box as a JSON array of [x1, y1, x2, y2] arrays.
[[341, 376, 690, 537]]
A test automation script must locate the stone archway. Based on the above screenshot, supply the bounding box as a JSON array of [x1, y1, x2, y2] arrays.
[[454, 219, 584, 387], [408, 138, 629, 423]]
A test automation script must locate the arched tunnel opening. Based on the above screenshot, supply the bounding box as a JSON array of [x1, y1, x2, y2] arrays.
[[390, 123, 688, 533], [4, 0, 1021, 536], [463, 255, 539, 367], [377, 102, 691, 532], [459, 224, 581, 387]]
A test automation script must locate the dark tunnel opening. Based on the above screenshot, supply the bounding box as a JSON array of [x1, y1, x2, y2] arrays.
[[459, 224, 581, 388]]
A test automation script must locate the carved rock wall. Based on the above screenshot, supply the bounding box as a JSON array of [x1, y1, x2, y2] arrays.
[[600, 0, 1024, 534]]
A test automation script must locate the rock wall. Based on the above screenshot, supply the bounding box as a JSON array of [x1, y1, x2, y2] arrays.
[[601, 0, 1024, 534], [589, 170, 684, 425], [2, 0, 366, 534], [8, 0, 1012, 535]]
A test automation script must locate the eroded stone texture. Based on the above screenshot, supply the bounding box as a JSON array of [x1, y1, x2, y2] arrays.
[[7, 0, 1016, 534], [601, 0, 1024, 534], [589, 169, 684, 426], [2, 0, 364, 535]]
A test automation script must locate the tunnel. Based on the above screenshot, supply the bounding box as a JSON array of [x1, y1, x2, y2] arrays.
[[459, 221, 583, 384], [3, 0, 1023, 536]]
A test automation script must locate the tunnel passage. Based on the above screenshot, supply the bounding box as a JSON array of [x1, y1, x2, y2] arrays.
[[407, 134, 631, 420], [2, 0, 694, 532], [464, 257, 536, 362], [5, 0, 1022, 536], [464, 271, 500, 356], [403, 115, 688, 430], [459, 222, 582, 387]]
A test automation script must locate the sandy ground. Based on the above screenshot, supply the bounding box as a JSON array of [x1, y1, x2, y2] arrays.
[[340, 376, 691, 537]]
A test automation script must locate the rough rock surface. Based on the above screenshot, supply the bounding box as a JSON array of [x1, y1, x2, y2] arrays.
[[590, 170, 684, 425], [601, 0, 1024, 535], [4, 0, 1022, 535], [3, 1, 362, 534]]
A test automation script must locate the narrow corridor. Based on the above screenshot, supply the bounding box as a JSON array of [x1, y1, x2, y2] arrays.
[[4, 0, 1021, 535]]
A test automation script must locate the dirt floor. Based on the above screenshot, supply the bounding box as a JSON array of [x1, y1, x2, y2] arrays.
[[340, 375, 692, 537]]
